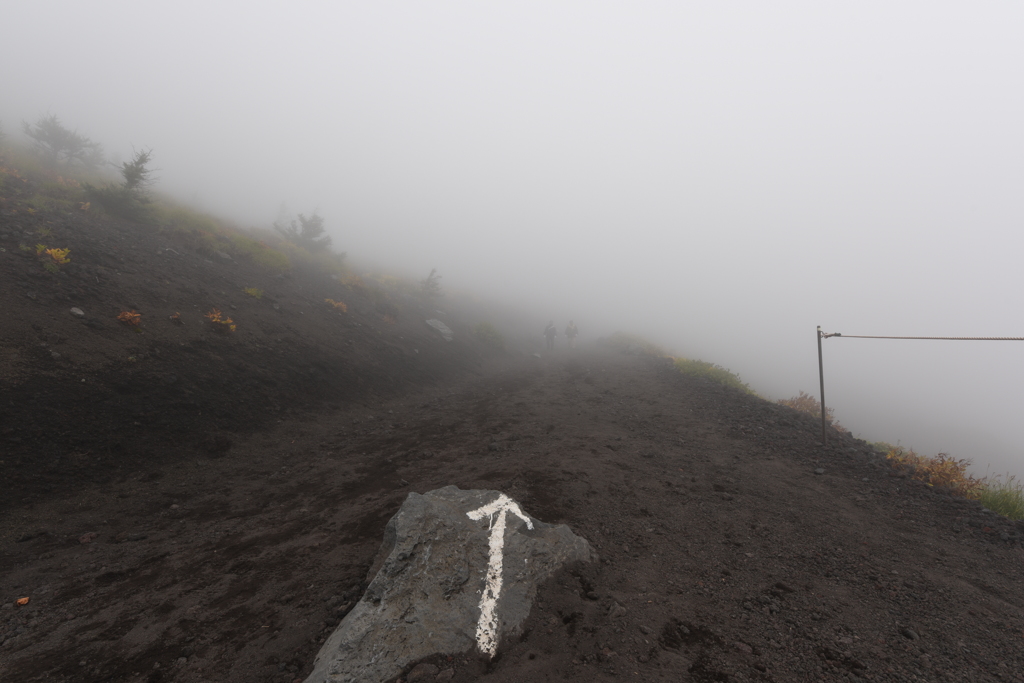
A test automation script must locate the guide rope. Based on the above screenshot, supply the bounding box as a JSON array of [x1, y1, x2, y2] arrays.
[[820, 333, 1024, 341], [814, 327, 1024, 446]]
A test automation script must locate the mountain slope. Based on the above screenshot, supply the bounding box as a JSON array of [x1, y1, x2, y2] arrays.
[[0, 179, 487, 507]]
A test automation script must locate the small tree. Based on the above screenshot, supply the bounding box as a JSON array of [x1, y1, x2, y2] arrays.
[[777, 391, 847, 432], [274, 210, 332, 252], [421, 268, 443, 298], [22, 114, 104, 168], [119, 148, 154, 193], [85, 148, 155, 220]]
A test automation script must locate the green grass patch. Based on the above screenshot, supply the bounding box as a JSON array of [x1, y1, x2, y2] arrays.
[[155, 203, 222, 234], [369, 272, 418, 297], [40, 181, 85, 201], [1, 143, 113, 188], [278, 240, 346, 277], [27, 194, 76, 213], [978, 475, 1024, 520], [673, 357, 753, 394], [474, 322, 505, 349], [228, 233, 290, 273], [154, 202, 292, 273]]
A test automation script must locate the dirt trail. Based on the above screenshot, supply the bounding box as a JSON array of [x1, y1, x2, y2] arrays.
[[2, 347, 1023, 683]]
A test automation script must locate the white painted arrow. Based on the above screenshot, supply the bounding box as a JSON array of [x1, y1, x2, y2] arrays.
[[466, 493, 534, 657]]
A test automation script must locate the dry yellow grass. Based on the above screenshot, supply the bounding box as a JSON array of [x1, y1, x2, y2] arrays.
[[777, 391, 847, 432], [324, 298, 348, 313], [885, 447, 983, 498]]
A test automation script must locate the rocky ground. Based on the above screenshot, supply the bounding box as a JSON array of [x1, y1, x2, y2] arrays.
[[2, 173, 1024, 683]]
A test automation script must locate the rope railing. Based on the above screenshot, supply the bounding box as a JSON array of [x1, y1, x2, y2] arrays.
[[822, 333, 1024, 341], [814, 327, 1024, 446]]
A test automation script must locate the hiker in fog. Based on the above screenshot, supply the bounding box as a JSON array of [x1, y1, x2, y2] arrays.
[[544, 321, 557, 350], [565, 320, 579, 349]]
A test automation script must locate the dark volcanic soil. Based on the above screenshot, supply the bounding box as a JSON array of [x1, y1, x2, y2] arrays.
[[2, 173, 1024, 683], [0, 177, 482, 507]]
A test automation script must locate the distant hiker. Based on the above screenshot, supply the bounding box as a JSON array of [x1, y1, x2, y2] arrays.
[[565, 320, 579, 349], [544, 321, 557, 350]]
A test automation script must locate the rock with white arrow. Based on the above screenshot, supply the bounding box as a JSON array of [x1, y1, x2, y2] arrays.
[[304, 485, 594, 683]]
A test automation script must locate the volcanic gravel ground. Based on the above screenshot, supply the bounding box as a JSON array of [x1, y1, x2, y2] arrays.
[[3, 348, 1024, 683]]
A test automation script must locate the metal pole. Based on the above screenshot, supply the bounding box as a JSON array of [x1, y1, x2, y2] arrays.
[[817, 325, 827, 446]]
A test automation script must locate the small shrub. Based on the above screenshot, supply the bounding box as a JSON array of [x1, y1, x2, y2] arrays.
[[674, 357, 753, 394], [119, 148, 154, 192], [883, 448, 1023, 518], [44, 247, 71, 264], [117, 309, 142, 327], [273, 210, 331, 252], [276, 239, 345, 276], [885, 447, 983, 498], [777, 391, 847, 432], [324, 298, 348, 313], [34, 244, 71, 273], [342, 274, 366, 294], [421, 268, 443, 298], [243, 287, 263, 299], [84, 149, 154, 221], [474, 322, 505, 349], [204, 308, 236, 333]]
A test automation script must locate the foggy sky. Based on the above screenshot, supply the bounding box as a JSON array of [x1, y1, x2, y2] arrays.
[[4, 2, 1024, 477]]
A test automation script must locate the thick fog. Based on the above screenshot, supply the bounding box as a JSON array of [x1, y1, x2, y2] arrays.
[[4, 3, 1024, 477]]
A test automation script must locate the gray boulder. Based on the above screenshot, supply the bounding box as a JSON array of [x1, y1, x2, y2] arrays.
[[304, 486, 594, 683], [424, 319, 454, 341]]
